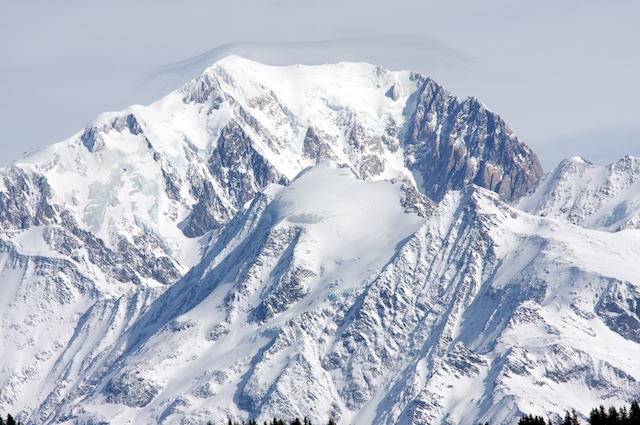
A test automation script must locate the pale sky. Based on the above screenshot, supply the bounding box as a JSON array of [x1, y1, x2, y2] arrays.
[[1, 0, 638, 170]]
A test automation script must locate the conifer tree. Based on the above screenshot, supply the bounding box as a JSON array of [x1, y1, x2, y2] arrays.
[[619, 406, 628, 424], [562, 409, 580, 425], [571, 409, 580, 425], [630, 401, 640, 423], [590, 405, 607, 425]]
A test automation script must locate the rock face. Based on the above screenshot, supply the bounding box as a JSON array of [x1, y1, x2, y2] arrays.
[[0, 56, 637, 425], [405, 79, 542, 202]]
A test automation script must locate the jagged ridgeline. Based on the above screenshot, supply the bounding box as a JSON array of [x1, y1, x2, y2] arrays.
[[1, 56, 639, 425]]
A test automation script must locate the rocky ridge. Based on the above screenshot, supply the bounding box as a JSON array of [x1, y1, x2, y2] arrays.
[[518, 155, 640, 231]]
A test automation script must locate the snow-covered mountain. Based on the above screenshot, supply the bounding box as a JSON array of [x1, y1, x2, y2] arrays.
[[0, 56, 638, 425], [517, 155, 640, 232]]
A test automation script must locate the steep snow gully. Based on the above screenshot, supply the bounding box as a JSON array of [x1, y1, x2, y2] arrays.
[[0, 56, 639, 425]]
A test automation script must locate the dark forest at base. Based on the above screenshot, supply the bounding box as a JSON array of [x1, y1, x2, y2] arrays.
[[1, 401, 638, 425], [497, 400, 640, 425], [218, 401, 640, 425]]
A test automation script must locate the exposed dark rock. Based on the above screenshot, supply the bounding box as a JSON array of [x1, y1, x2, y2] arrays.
[[81, 113, 143, 153], [104, 371, 161, 408], [596, 280, 640, 343], [405, 78, 543, 202], [302, 126, 338, 162], [0, 166, 59, 229], [183, 120, 288, 238], [81, 127, 104, 152]]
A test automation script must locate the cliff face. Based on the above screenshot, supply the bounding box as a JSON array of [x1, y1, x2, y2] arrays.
[[405, 78, 542, 202]]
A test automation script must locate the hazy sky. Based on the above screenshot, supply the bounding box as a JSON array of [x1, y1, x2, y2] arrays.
[[0, 0, 638, 170]]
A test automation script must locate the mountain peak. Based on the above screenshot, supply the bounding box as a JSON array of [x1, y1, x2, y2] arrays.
[[2, 57, 614, 425]]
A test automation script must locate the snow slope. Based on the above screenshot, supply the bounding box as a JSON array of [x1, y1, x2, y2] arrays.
[[41, 180, 640, 425]]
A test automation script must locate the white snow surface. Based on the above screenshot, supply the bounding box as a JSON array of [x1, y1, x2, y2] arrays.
[[265, 162, 424, 288], [0, 56, 639, 425], [12, 56, 419, 264]]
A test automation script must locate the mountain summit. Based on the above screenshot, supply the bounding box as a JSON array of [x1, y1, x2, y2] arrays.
[[1, 56, 638, 425]]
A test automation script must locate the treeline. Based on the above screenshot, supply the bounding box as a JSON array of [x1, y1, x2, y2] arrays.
[[0, 414, 22, 425], [515, 401, 640, 425], [219, 402, 640, 425], [587, 402, 640, 425], [2, 400, 638, 424]]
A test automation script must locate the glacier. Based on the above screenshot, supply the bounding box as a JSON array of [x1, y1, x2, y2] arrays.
[[0, 56, 638, 425]]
